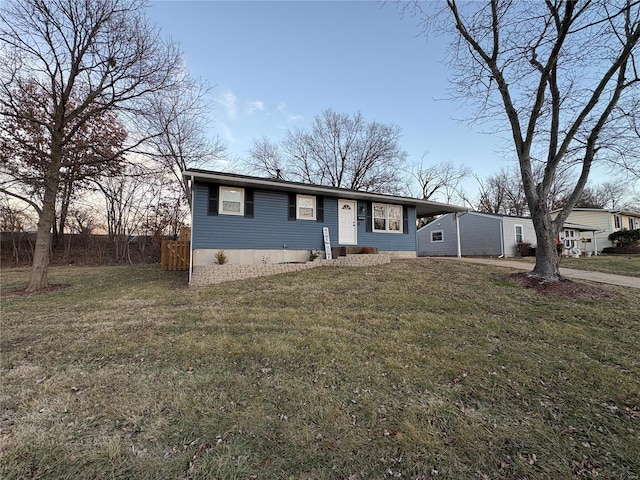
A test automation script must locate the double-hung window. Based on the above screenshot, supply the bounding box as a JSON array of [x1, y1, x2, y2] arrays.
[[373, 203, 402, 233], [515, 224, 524, 243], [296, 195, 316, 220], [219, 187, 244, 215], [614, 215, 622, 229]]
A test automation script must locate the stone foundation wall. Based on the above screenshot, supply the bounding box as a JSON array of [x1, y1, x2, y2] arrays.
[[190, 253, 391, 286]]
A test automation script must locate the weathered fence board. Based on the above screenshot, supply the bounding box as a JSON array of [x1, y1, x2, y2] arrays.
[[161, 240, 190, 271]]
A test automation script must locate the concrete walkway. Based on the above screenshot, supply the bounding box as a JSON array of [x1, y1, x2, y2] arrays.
[[438, 257, 640, 289]]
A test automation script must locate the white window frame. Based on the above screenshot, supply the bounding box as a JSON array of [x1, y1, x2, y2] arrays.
[[431, 230, 444, 243], [614, 215, 622, 229], [562, 229, 576, 248], [296, 194, 316, 220], [372, 203, 403, 233], [515, 224, 524, 243], [219, 186, 244, 216]]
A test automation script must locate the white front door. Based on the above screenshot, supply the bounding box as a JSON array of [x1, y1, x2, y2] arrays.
[[338, 199, 357, 245]]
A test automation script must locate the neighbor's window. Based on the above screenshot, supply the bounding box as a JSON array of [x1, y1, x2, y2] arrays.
[[296, 194, 316, 220], [431, 230, 444, 242], [614, 215, 622, 229], [219, 187, 244, 215], [630, 218, 636, 230], [515, 224, 524, 243], [373, 203, 402, 233]]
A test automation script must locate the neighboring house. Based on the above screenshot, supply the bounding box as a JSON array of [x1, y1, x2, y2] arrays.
[[184, 169, 465, 269], [417, 211, 600, 257], [554, 208, 640, 253], [418, 211, 537, 257]]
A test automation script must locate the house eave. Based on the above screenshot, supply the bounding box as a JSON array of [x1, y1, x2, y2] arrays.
[[183, 169, 466, 217]]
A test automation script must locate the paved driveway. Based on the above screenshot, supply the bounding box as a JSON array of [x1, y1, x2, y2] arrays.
[[437, 257, 640, 289]]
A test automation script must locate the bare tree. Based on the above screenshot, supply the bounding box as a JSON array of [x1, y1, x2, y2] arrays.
[[409, 158, 470, 202], [249, 109, 409, 194], [412, 0, 640, 281], [248, 136, 285, 179], [0, 0, 183, 291], [572, 180, 632, 209], [146, 75, 226, 208], [473, 168, 528, 216], [96, 165, 165, 263]]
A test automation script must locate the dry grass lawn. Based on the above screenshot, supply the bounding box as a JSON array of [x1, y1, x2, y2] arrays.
[[1, 259, 639, 479]]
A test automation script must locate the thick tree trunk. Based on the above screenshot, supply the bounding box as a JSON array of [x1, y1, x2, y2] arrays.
[[530, 208, 561, 282], [26, 196, 56, 292], [26, 161, 60, 292]]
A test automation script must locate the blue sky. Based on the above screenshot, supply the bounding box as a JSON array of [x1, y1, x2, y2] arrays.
[[147, 0, 509, 195]]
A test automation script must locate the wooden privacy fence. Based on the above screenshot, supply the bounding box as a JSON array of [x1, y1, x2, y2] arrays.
[[161, 239, 190, 271]]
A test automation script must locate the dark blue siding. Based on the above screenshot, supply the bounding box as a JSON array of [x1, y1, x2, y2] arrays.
[[356, 201, 416, 251], [192, 182, 416, 252]]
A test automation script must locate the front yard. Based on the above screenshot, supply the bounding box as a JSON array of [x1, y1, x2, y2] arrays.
[[1, 259, 639, 479]]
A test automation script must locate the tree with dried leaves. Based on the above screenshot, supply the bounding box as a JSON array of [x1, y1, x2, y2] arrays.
[[249, 109, 409, 194], [413, 0, 640, 281], [0, 0, 183, 291], [0, 81, 128, 250]]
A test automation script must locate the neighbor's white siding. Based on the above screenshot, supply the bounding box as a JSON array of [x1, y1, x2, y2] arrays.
[[563, 210, 640, 251], [502, 217, 537, 256]]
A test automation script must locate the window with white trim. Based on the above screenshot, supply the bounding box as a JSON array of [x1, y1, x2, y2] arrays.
[[614, 215, 622, 229], [219, 187, 244, 215], [431, 230, 444, 242], [562, 229, 576, 248], [296, 194, 316, 220], [373, 203, 402, 233], [515, 224, 524, 243]]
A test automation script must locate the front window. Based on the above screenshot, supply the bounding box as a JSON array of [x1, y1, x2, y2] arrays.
[[373, 203, 403, 233], [431, 230, 444, 242], [219, 187, 244, 215], [515, 225, 523, 243], [296, 195, 316, 220]]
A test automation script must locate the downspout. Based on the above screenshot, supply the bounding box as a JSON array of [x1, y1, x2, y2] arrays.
[[455, 212, 462, 257], [499, 219, 505, 258], [188, 175, 195, 285]]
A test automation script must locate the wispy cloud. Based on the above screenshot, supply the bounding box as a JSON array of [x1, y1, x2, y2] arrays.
[[216, 89, 238, 120], [276, 102, 303, 122], [217, 122, 237, 144], [245, 100, 265, 115]]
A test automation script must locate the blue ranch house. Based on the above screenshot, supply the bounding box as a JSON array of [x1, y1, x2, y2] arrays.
[[184, 169, 465, 270]]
